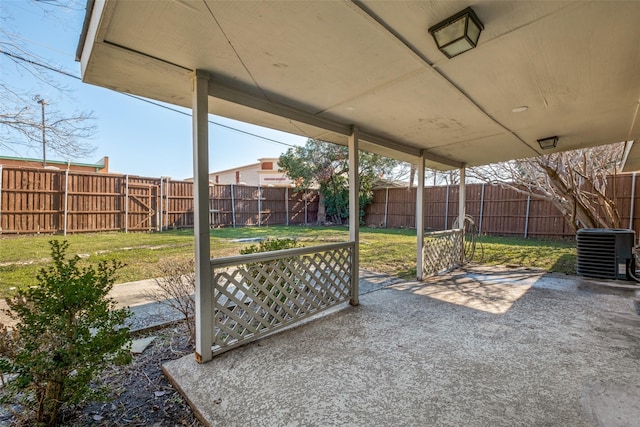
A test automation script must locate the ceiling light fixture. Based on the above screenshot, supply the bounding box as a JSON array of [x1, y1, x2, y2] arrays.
[[428, 7, 484, 58], [537, 136, 559, 150], [512, 106, 528, 113]]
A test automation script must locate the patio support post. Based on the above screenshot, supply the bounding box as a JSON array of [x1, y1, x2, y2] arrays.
[[348, 127, 360, 305], [191, 70, 213, 364], [458, 165, 466, 264], [416, 152, 425, 280], [630, 172, 636, 231]]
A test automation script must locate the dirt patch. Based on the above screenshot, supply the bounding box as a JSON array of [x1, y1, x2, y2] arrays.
[[1, 323, 202, 426]]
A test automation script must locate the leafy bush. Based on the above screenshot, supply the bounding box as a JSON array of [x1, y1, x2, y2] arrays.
[[0, 240, 131, 426], [240, 238, 301, 305], [239, 238, 300, 255]]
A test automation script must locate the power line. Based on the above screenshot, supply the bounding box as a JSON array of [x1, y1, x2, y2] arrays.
[[1, 49, 297, 148]]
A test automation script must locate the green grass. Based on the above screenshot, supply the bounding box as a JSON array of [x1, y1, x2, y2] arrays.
[[0, 227, 577, 296], [471, 235, 576, 274]]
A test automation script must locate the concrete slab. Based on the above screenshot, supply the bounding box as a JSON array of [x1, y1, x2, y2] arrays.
[[130, 335, 156, 354], [164, 266, 640, 426]]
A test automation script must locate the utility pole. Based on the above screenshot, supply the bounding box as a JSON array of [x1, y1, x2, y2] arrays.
[[36, 97, 47, 167]]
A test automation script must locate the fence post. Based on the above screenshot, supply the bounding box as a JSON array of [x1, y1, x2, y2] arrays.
[[0, 165, 3, 234], [258, 186, 262, 227], [304, 190, 308, 225], [478, 182, 485, 235], [125, 174, 129, 233], [524, 195, 531, 238], [63, 169, 69, 236], [630, 173, 636, 232], [158, 177, 164, 231], [384, 187, 389, 228], [444, 184, 450, 229], [285, 187, 289, 226], [166, 179, 171, 230], [231, 184, 236, 228]]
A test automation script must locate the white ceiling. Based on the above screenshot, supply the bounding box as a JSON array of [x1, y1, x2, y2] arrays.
[[78, 0, 640, 170]]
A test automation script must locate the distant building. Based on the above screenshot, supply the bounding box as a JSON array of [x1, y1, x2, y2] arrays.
[[209, 158, 293, 187], [0, 155, 109, 173]]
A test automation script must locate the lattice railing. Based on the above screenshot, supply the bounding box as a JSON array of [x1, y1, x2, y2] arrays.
[[422, 229, 463, 277], [208, 242, 354, 357]]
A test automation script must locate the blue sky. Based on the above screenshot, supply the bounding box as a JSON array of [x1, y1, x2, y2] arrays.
[[0, 0, 306, 179]]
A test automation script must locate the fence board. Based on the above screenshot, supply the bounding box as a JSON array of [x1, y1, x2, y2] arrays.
[[365, 174, 640, 239], [0, 166, 320, 234], [2, 165, 638, 238]]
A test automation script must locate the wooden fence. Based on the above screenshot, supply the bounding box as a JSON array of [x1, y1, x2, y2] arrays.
[[0, 166, 318, 234], [2, 165, 638, 238], [365, 173, 640, 239]]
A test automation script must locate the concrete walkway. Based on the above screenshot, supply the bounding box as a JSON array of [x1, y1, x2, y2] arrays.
[[109, 278, 185, 332], [0, 277, 184, 332], [163, 267, 640, 427]]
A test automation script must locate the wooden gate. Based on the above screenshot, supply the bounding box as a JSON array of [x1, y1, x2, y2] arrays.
[[124, 180, 158, 232]]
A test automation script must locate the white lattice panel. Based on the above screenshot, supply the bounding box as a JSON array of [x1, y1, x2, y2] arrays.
[[422, 229, 463, 277], [210, 243, 354, 356]]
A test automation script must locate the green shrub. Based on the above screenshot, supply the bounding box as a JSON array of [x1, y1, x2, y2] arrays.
[[239, 238, 300, 255], [0, 240, 132, 426], [240, 238, 301, 305]]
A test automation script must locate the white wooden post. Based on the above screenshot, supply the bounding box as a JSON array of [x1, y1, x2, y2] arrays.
[[630, 173, 636, 231], [459, 166, 466, 264], [478, 182, 485, 235], [416, 152, 425, 280], [458, 166, 466, 229], [191, 70, 213, 364], [348, 127, 360, 305]]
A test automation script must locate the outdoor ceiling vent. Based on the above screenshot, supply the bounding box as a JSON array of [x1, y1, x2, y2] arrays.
[[576, 228, 636, 280]]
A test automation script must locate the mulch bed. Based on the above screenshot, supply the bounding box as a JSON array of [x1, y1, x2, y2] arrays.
[[1, 323, 202, 426]]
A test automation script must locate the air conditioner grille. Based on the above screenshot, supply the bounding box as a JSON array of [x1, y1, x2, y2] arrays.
[[576, 229, 634, 280]]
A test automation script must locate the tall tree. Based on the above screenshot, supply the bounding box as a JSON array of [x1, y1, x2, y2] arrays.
[[279, 139, 400, 224], [468, 142, 627, 233], [0, 0, 96, 159]]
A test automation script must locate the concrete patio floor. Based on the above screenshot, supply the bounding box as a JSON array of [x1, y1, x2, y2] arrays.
[[163, 267, 640, 426]]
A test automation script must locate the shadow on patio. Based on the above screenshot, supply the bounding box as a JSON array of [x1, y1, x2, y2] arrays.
[[164, 266, 640, 426]]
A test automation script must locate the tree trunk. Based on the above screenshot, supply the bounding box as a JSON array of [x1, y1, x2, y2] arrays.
[[317, 191, 326, 224]]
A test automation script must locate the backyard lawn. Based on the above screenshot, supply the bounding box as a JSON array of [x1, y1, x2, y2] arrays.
[[0, 226, 577, 296]]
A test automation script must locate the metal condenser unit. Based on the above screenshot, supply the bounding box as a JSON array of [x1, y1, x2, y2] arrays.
[[576, 228, 636, 280]]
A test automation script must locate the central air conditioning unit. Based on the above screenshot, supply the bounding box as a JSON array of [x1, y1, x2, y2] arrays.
[[576, 228, 636, 280]]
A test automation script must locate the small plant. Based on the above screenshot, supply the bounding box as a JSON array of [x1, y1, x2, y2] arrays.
[[240, 238, 300, 255], [240, 238, 301, 305], [145, 258, 196, 343], [0, 240, 131, 426]]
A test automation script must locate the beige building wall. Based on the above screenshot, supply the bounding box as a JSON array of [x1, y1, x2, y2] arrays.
[[209, 158, 293, 187]]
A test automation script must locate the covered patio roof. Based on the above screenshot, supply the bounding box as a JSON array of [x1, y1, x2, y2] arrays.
[[78, 0, 640, 170]]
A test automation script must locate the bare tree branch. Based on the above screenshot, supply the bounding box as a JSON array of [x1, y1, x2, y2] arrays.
[[0, 1, 96, 159], [468, 142, 626, 233]]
